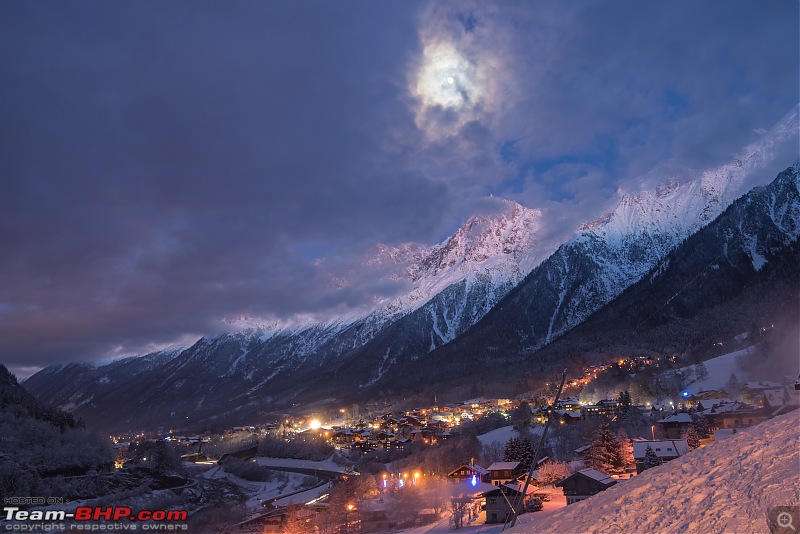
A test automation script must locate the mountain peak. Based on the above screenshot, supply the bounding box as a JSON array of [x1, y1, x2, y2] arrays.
[[405, 200, 542, 282]]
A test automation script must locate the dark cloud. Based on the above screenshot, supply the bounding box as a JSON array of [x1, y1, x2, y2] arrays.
[[0, 1, 797, 375]]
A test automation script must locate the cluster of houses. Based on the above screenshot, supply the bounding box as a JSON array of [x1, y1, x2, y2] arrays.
[[530, 396, 624, 425], [303, 400, 516, 453], [445, 458, 623, 523], [312, 414, 458, 452]]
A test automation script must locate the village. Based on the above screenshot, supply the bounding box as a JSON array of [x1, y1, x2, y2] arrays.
[[109, 365, 800, 532]]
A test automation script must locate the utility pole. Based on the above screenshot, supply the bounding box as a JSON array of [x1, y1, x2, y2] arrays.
[[505, 368, 567, 530]]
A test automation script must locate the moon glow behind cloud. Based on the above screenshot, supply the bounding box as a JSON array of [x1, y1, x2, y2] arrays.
[[412, 41, 485, 136]]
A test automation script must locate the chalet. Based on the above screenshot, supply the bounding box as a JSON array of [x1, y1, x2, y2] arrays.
[[742, 381, 784, 405], [487, 461, 525, 486], [555, 396, 581, 411], [687, 390, 729, 404], [657, 413, 694, 440], [698, 401, 767, 430], [632, 439, 689, 473], [484, 483, 538, 524], [332, 429, 355, 445], [555, 410, 582, 425], [581, 405, 603, 419], [556, 468, 617, 505], [447, 463, 490, 484], [760, 388, 787, 410], [597, 399, 621, 413]]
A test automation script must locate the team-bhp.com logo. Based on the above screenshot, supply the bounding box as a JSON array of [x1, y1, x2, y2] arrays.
[[3, 506, 188, 530]]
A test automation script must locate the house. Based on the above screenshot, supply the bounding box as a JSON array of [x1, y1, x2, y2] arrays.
[[632, 439, 689, 473], [597, 399, 621, 413], [698, 401, 767, 430], [448, 463, 490, 484], [555, 396, 581, 411], [657, 413, 694, 439], [687, 390, 729, 404], [742, 381, 785, 405], [553, 409, 582, 425], [487, 461, 525, 486], [484, 482, 538, 523], [555, 468, 617, 505], [760, 389, 787, 410]]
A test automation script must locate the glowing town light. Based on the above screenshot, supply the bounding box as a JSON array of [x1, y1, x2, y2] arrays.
[[471, 474, 478, 487], [309, 419, 321, 430]]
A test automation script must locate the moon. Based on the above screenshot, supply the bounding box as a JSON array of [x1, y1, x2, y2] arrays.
[[413, 42, 479, 110]]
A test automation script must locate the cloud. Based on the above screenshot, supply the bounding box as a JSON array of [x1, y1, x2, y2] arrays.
[[0, 1, 796, 373]]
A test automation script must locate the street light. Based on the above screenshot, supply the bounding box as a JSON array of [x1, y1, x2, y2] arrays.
[[651, 425, 655, 441]]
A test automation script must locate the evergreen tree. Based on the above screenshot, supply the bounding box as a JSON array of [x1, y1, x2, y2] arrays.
[[642, 445, 661, 471], [690, 413, 710, 439], [509, 401, 532, 430], [725, 372, 743, 397], [502, 436, 535, 469], [617, 390, 632, 413], [615, 428, 635, 473], [696, 362, 709, 381], [587, 419, 623, 474], [683, 426, 700, 449]]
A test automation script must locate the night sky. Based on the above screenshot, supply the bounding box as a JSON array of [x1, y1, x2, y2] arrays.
[[1, 1, 798, 377]]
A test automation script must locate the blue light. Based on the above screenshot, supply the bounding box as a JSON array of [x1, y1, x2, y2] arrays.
[[399, 479, 404, 488], [471, 474, 477, 487], [681, 391, 689, 398]]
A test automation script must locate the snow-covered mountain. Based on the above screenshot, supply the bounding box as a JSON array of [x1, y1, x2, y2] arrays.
[[22, 107, 799, 431], [23, 201, 548, 431], [452, 107, 799, 353]]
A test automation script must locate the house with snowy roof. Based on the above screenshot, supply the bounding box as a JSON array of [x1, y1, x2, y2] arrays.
[[699, 401, 767, 430], [657, 412, 694, 439], [632, 439, 689, 473], [555, 468, 617, 505], [484, 482, 538, 523], [448, 463, 490, 484], [742, 381, 785, 404], [487, 461, 525, 486]]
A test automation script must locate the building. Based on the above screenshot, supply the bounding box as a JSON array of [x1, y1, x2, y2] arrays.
[[447, 463, 490, 484], [657, 413, 694, 440], [484, 483, 538, 523], [487, 461, 525, 486], [632, 439, 689, 473], [556, 468, 617, 505], [742, 381, 785, 405]]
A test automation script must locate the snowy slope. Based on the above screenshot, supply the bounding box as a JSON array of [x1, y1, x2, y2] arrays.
[[514, 412, 800, 533]]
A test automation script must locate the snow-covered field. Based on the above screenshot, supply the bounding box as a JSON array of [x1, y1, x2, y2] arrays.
[[477, 425, 519, 446], [519, 411, 800, 533], [204, 464, 321, 509], [678, 346, 756, 394], [251, 456, 349, 474]]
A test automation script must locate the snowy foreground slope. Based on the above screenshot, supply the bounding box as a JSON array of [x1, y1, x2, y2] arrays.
[[520, 412, 799, 533]]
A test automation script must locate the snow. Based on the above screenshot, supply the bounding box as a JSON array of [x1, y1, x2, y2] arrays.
[[632, 440, 690, 460], [202, 465, 318, 510], [477, 425, 518, 446], [515, 412, 800, 533], [250, 456, 350, 474], [487, 461, 522, 470], [671, 347, 757, 394]]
